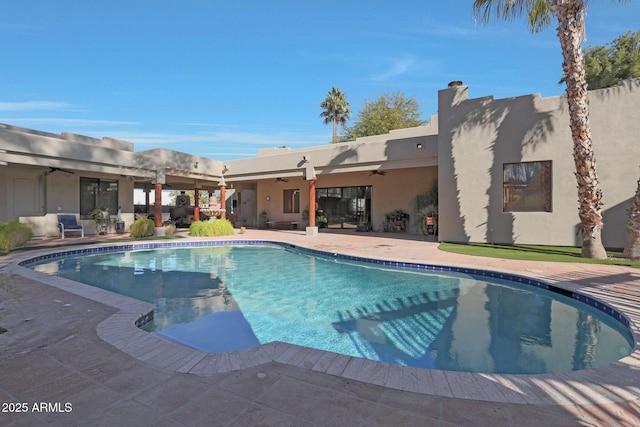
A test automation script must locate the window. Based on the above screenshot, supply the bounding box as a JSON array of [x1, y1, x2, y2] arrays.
[[503, 161, 551, 212], [283, 189, 300, 213], [80, 177, 119, 219]]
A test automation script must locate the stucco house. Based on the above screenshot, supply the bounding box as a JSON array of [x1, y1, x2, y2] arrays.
[[1, 79, 639, 248]]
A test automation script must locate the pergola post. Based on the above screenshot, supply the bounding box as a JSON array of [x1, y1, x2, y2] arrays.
[[309, 179, 316, 227], [154, 168, 166, 236], [307, 179, 318, 236], [154, 183, 163, 228], [194, 186, 200, 221], [219, 184, 226, 219]]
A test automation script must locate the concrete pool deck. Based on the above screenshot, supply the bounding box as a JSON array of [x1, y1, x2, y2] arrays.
[[0, 229, 638, 426]]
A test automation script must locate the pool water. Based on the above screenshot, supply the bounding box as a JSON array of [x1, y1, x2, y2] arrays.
[[29, 245, 633, 374]]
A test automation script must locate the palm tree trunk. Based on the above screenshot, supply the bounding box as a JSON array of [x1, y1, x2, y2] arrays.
[[623, 177, 640, 260], [332, 105, 339, 143], [551, 0, 607, 259]]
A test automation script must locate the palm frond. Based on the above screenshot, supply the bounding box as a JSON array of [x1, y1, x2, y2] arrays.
[[473, 0, 552, 33]]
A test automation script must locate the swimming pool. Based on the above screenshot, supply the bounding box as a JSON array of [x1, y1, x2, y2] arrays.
[[25, 241, 633, 375]]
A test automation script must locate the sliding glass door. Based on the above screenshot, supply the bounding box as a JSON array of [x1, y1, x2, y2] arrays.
[[316, 186, 371, 230]]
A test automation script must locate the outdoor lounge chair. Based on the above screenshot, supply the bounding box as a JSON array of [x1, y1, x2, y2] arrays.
[[57, 214, 84, 239]]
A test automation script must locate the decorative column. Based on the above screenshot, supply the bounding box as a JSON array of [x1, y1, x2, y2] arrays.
[[194, 187, 200, 221], [219, 179, 227, 219], [309, 179, 316, 227], [154, 183, 163, 228], [306, 179, 318, 236], [304, 161, 318, 236], [153, 168, 166, 236]]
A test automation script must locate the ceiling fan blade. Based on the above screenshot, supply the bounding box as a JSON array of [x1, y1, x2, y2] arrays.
[[48, 167, 75, 175]]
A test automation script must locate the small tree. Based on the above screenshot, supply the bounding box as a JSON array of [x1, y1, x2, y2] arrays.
[[344, 91, 426, 140], [580, 30, 640, 90]]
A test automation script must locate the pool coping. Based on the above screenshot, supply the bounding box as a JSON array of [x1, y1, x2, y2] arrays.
[[5, 238, 640, 406]]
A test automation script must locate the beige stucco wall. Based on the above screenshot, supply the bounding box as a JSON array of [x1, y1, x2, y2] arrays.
[[257, 177, 307, 226], [254, 166, 437, 233], [226, 125, 438, 181], [3, 165, 136, 236], [0, 162, 136, 237], [438, 78, 640, 247]]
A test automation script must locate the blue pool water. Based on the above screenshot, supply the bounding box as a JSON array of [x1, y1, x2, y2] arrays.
[[28, 244, 633, 374]]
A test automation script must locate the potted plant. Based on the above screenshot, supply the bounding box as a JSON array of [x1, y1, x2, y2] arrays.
[[316, 211, 328, 228], [258, 210, 269, 229], [115, 214, 125, 234], [89, 207, 110, 235], [414, 183, 438, 236]]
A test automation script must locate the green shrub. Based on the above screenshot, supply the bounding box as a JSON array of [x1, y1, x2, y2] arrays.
[[164, 223, 176, 235], [0, 235, 9, 252], [0, 220, 34, 252], [189, 219, 235, 237], [188, 221, 207, 236], [209, 219, 235, 236], [129, 218, 155, 238], [15, 222, 33, 246]]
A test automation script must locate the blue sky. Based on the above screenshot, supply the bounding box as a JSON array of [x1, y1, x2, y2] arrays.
[[1, 1, 638, 160]]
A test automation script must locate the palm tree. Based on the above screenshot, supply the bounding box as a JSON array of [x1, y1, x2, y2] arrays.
[[320, 87, 351, 143], [473, 0, 625, 259], [623, 178, 640, 260]]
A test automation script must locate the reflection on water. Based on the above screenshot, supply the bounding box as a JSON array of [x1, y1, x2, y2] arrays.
[[51, 248, 238, 330], [29, 246, 632, 374]]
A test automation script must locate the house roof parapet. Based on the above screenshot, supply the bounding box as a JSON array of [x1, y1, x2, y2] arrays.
[[0, 124, 138, 171], [60, 132, 134, 152], [224, 125, 438, 182], [135, 148, 225, 177]]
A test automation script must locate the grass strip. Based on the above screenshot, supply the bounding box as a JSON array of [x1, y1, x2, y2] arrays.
[[438, 242, 640, 268]]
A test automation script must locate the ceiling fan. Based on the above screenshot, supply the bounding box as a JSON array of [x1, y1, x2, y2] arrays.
[[369, 170, 387, 176], [275, 177, 289, 183], [46, 167, 75, 175]]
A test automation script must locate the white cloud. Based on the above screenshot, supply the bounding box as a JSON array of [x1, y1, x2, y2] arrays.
[[108, 130, 326, 148], [0, 101, 75, 112], [370, 57, 417, 82], [0, 117, 140, 127]]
